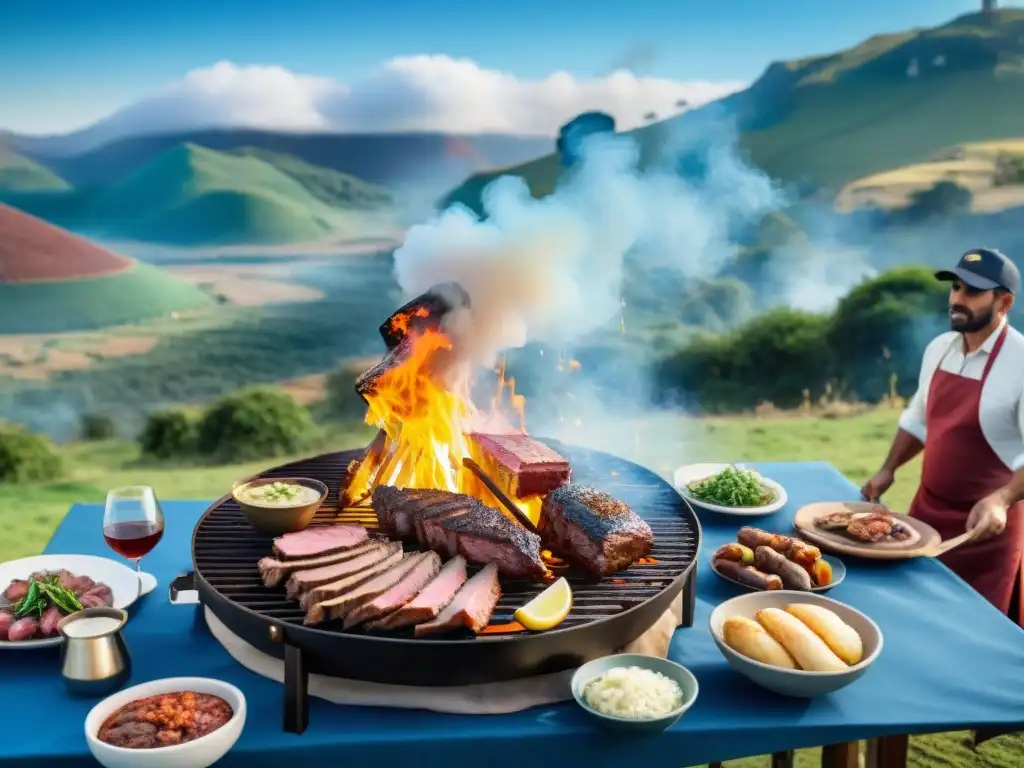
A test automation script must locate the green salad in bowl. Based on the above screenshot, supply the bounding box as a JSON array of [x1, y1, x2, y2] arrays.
[[686, 467, 777, 508]]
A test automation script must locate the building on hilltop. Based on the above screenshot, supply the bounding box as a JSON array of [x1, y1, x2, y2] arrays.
[[556, 112, 616, 167]]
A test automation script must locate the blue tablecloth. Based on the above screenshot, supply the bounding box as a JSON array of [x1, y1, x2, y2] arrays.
[[3, 461, 1023, 767]]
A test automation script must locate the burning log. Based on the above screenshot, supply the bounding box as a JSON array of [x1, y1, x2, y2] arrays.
[[379, 282, 470, 350], [356, 336, 416, 398]]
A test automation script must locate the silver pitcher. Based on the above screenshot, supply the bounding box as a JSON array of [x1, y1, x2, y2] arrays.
[[57, 607, 132, 697]]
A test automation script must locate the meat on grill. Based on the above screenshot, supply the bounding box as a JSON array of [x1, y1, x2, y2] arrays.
[[373, 487, 467, 539], [298, 548, 405, 609], [540, 485, 653, 577], [366, 555, 468, 631], [343, 551, 442, 628], [469, 433, 571, 498], [415, 563, 500, 637], [272, 524, 369, 560], [373, 486, 546, 580], [436, 505, 546, 580], [304, 553, 425, 625], [258, 540, 382, 588], [284, 541, 401, 600]]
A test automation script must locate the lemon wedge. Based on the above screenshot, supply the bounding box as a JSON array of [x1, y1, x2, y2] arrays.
[[514, 577, 572, 631]]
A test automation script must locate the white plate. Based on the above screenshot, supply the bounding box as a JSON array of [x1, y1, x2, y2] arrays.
[[673, 463, 787, 517], [0, 555, 157, 649]]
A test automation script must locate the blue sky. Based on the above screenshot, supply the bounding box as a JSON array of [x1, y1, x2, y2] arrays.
[[0, 0, 1002, 134]]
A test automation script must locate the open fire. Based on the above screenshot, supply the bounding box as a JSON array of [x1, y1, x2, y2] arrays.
[[345, 283, 548, 525]]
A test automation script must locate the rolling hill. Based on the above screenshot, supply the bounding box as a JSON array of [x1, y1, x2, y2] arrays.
[[443, 9, 1024, 214], [0, 149, 69, 193], [0, 204, 212, 333], [10, 129, 553, 189], [2, 144, 398, 246]]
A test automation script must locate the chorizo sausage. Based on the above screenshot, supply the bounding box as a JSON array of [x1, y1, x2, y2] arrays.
[[753, 546, 813, 590], [714, 559, 783, 590]]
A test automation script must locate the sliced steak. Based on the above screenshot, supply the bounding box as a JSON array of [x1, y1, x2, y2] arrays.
[[415, 563, 500, 636], [540, 484, 653, 577], [258, 540, 381, 588], [367, 555, 468, 631], [2, 579, 29, 602], [420, 503, 478, 556], [39, 605, 62, 637], [469, 433, 570, 498], [299, 549, 405, 609], [285, 542, 400, 600], [272, 524, 369, 560], [441, 505, 546, 579], [343, 551, 442, 628], [373, 487, 451, 538], [304, 553, 425, 626]]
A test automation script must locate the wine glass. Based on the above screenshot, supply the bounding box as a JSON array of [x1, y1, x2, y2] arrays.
[[103, 486, 165, 597]]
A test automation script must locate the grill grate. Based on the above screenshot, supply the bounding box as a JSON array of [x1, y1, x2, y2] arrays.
[[194, 443, 699, 636]]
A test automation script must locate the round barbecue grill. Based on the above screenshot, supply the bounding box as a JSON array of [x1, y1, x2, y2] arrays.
[[192, 439, 701, 729]]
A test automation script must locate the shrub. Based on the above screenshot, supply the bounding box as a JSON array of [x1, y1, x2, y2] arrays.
[[828, 266, 948, 401], [197, 386, 313, 462], [654, 308, 833, 411], [80, 413, 115, 441], [0, 423, 63, 484], [138, 408, 197, 460]]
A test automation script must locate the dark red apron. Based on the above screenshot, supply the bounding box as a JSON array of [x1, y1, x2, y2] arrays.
[[910, 326, 1024, 625]]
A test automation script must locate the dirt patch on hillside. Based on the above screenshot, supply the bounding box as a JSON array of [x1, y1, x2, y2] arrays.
[[0, 333, 160, 380], [169, 266, 325, 306]]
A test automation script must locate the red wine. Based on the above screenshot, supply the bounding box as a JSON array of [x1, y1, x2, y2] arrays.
[[103, 521, 164, 559]]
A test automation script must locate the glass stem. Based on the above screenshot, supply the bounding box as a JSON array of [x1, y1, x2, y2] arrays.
[[135, 558, 143, 599]]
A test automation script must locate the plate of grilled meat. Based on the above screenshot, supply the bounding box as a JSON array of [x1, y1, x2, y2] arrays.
[[253, 434, 656, 638], [793, 502, 940, 560]]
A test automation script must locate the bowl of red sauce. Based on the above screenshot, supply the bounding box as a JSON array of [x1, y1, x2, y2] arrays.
[[84, 677, 245, 768]]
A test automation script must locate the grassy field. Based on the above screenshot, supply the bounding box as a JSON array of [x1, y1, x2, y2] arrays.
[[2, 405, 1020, 766]]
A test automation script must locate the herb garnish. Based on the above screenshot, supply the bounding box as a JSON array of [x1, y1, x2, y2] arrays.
[[687, 467, 776, 507], [12, 574, 83, 618]]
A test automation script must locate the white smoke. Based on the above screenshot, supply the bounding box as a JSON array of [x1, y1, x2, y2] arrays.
[[392, 117, 783, 371]]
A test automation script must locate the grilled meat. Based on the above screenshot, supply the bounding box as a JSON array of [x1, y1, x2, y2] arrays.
[[540, 485, 654, 577], [415, 563, 500, 636], [284, 542, 400, 599], [272, 524, 369, 560], [847, 510, 913, 543], [814, 511, 856, 531], [304, 553, 425, 625], [366, 556, 468, 631], [298, 549, 405, 609], [373, 487, 457, 538], [438, 505, 546, 579], [258, 540, 382, 588], [469, 433, 570, 498], [344, 551, 442, 628]]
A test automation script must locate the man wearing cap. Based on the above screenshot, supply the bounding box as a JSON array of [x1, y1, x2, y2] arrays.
[[862, 248, 1024, 625]]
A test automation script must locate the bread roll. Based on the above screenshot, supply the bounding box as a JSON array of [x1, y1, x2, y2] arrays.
[[785, 603, 863, 665], [722, 616, 798, 669], [755, 608, 848, 672]]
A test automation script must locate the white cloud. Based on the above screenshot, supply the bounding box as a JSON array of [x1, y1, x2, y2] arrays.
[[88, 57, 746, 140]]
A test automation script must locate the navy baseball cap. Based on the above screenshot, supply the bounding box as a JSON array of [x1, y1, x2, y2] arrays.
[[935, 248, 1020, 295]]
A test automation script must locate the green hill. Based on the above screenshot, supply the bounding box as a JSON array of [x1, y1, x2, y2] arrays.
[[443, 9, 1024, 212], [227, 147, 394, 210], [0, 149, 69, 193]]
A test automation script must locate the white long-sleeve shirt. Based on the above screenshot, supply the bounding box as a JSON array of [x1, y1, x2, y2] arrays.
[[899, 317, 1024, 471]]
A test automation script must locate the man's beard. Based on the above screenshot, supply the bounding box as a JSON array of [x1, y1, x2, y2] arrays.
[[950, 304, 994, 332]]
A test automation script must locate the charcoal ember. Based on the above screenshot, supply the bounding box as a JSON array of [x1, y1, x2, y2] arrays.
[[379, 282, 470, 350]]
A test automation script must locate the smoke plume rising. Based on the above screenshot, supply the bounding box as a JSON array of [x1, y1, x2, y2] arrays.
[[392, 117, 783, 376]]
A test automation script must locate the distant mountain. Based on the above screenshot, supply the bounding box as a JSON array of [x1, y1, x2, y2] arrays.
[[1, 144, 398, 247], [7, 128, 553, 189], [443, 9, 1024, 213]]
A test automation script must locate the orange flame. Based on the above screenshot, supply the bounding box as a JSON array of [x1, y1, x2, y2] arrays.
[[347, 331, 543, 525]]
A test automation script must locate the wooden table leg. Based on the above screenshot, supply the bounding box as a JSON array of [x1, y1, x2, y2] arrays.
[[708, 763, 722, 768], [821, 742, 859, 768], [865, 735, 908, 768], [771, 752, 795, 768]]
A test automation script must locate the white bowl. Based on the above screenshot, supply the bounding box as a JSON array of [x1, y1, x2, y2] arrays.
[[708, 591, 883, 698], [673, 463, 787, 516], [85, 677, 246, 768]]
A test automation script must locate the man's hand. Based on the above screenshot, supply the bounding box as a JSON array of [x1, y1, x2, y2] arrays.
[[966, 491, 1009, 542], [860, 468, 894, 502]]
